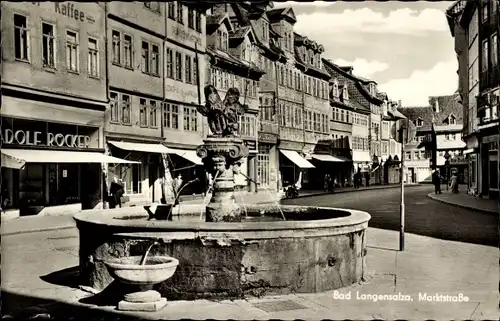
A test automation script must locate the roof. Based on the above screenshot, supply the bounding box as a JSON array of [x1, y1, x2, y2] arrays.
[[206, 46, 264, 76], [266, 7, 297, 23], [294, 48, 331, 79], [206, 13, 233, 35], [429, 94, 463, 124], [397, 106, 435, 132], [229, 26, 251, 39]]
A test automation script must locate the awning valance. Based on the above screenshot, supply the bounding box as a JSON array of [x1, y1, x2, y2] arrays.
[[1, 152, 25, 169], [108, 141, 171, 154], [280, 149, 315, 168], [1, 149, 138, 164], [352, 151, 372, 163], [311, 154, 350, 162], [168, 148, 203, 165], [463, 148, 475, 155]]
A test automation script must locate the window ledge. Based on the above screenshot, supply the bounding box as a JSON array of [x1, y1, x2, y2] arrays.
[[43, 67, 57, 73], [88, 75, 100, 80], [67, 69, 80, 75], [15, 58, 30, 64]]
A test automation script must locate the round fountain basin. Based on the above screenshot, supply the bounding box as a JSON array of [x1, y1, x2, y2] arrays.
[[74, 204, 370, 300], [104, 256, 179, 285]]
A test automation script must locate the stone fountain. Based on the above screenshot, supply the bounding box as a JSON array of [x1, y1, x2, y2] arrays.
[[74, 85, 371, 304]]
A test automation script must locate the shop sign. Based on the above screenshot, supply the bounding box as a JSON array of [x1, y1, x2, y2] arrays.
[[32, 2, 96, 24], [244, 139, 257, 153], [1, 129, 91, 148], [450, 155, 467, 165], [258, 132, 277, 144]]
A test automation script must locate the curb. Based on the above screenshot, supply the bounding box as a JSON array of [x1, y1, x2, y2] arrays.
[[293, 183, 422, 199], [1, 225, 76, 237], [427, 193, 498, 214]]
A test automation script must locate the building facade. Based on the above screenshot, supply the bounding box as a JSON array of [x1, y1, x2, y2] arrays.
[[0, 1, 133, 216], [447, 0, 499, 198]]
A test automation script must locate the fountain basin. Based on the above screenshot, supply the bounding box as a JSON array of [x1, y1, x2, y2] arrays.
[[74, 204, 370, 300], [104, 256, 179, 285]]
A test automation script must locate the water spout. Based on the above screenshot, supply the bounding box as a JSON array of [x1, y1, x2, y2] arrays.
[[238, 172, 286, 221], [166, 178, 200, 221], [140, 240, 160, 265]]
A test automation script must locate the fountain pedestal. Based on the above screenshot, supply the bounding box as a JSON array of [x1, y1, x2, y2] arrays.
[[197, 136, 249, 223]]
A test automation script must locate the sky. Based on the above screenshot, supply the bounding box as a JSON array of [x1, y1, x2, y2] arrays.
[[273, 0, 458, 106]]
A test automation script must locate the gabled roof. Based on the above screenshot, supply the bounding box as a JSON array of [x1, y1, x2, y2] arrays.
[[267, 7, 297, 23], [294, 48, 331, 80], [429, 94, 463, 124], [206, 13, 234, 35], [397, 106, 435, 132], [228, 26, 257, 47]]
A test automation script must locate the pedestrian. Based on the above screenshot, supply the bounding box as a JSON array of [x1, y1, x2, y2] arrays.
[[449, 171, 459, 194], [324, 174, 330, 192], [110, 176, 125, 208], [432, 169, 442, 194]]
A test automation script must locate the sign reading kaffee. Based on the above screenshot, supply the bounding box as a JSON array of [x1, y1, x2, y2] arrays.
[[1, 129, 91, 148]]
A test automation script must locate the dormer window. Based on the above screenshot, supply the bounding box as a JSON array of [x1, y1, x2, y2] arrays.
[[449, 115, 456, 124], [416, 118, 423, 127], [217, 29, 228, 51], [331, 79, 339, 98], [262, 21, 268, 41], [342, 85, 349, 100], [310, 53, 314, 65], [369, 83, 376, 95]]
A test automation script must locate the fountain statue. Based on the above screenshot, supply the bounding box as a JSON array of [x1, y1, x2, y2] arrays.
[[196, 85, 249, 222]]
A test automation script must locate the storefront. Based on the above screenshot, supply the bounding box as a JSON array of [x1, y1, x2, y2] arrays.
[[481, 134, 498, 199], [352, 150, 372, 185], [278, 147, 315, 189], [257, 132, 279, 192], [106, 140, 203, 205], [1, 117, 134, 216]]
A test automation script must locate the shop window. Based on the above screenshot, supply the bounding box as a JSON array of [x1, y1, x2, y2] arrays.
[[87, 37, 99, 77], [119, 164, 142, 195], [19, 164, 45, 207], [14, 14, 30, 61], [66, 30, 79, 72], [42, 22, 55, 68]]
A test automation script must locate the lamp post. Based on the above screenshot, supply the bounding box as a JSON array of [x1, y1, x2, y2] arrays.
[[444, 151, 451, 190]]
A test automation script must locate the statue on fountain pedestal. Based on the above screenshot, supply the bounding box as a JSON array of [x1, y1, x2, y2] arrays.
[[196, 85, 249, 222]]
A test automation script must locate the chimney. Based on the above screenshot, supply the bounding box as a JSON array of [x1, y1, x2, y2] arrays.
[[398, 100, 402, 108], [434, 98, 440, 113]]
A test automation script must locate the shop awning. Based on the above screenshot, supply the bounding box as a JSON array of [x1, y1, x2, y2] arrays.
[[352, 151, 372, 163], [108, 141, 171, 154], [1, 152, 25, 169], [311, 154, 350, 162], [280, 149, 315, 168], [0, 149, 138, 164], [168, 148, 203, 165]]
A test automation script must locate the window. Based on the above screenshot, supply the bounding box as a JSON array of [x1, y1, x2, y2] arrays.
[[445, 134, 450, 140], [123, 34, 133, 68], [151, 44, 159, 76], [492, 34, 498, 67], [140, 98, 148, 127], [342, 86, 349, 100], [482, 40, 489, 71], [141, 41, 149, 73], [493, 0, 498, 13], [449, 115, 456, 124], [188, 7, 194, 29], [193, 57, 198, 84], [116, 163, 141, 195], [121, 94, 131, 124], [195, 10, 201, 32], [405, 151, 411, 160], [166, 48, 173, 78], [183, 106, 198, 131], [88, 37, 98, 77], [482, 2, 488, 23], [168, 2, 175, 19], [149, 100, 158, 128], [144, 1, 160, 13], [66, 30, 79, 72], [176, 3, 183, 24], [110, 92, 119, 122], [451, 134, 456, 140], [42, 23, 55, 68], [414, 151, 420, 160], [163, 103, 179, 129], [14, 14, 29, 61], [416, 118, 423, 127], [262, 21, 268, 41], [175, 51, 182, 80], [382, 141, 388, 154], [112, 30, 121, 64], [184, 55, 192, 83]]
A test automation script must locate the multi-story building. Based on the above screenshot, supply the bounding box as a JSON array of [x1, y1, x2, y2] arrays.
[[399, 94, 465, 183], [205, 8, 264, 192], [447, 0, 499, 199], [104, 2, 209, 206], [1, 1, 132, 216], [205, 2, 285, 193]]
